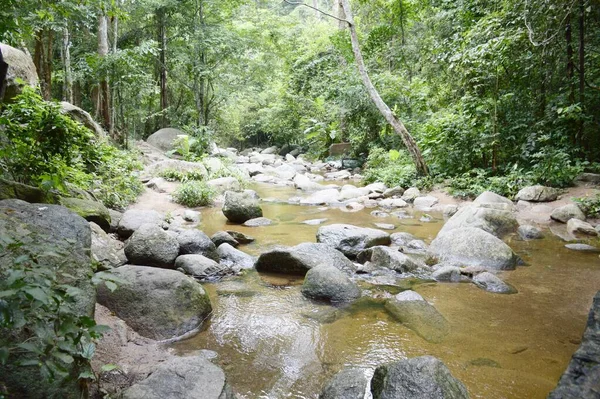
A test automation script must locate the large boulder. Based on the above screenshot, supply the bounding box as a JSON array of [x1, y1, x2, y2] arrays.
[[549, 291, 600, 399], [0, 178, 59, 204], [357, 246, 421, 273], [301, 264, 361, 303], [371, 356, 469, 399], [217, 243, 255, 270], [90, 221, 126, 270], [437, 205, 518, 238], [59, 101, 105, 137], [473, 191, 514, 209], [316, 224, 391, 258], [177, 229, 219, 261], [124, 223, 180, 268], [319, 368, 369, 399], [60, 197, 111, 232], [255, 243, 356, 275], [123, 355, 236, 399], [515, 185, 559, 202], [117, 209, 165, 239], [0, 43, 38, 103], [96, 265, 212, 340], [429, 227, 519, 270], [300, 188, 342, 205], [551, 204, 586, 223], [222, 190, 262, 223], [385, 291, 450, 343], [175, 254, 230, 280], [146, 127, 185, 152]]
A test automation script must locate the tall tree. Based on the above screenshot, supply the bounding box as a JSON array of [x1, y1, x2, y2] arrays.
[[97, 12, 111, 134]]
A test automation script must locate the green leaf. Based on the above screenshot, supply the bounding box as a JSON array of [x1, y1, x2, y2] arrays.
[[53, 351, 74, 364], [24, 287, 49, 304], [80, 343, 95, 360], [17, 342, 42, 355], [0, 347, 9, 364], [78, 370, 95, 380], [101, 364, 119, 372]]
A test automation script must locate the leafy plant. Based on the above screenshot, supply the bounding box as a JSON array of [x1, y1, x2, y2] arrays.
[[172, 181, 215, 207], [159, 168, 207, 183], [363, 147, 417, 188], [574, 194, 600, 218]]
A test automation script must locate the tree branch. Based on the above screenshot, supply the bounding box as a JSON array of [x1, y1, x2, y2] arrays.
[[282, 0, 350, 24]]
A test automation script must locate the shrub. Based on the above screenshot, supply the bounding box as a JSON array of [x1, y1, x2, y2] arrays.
[[574, 194, 600, 218], [159, 168, 207, 183], [172, 181, 215, 207], [363, 147, 417, 188]]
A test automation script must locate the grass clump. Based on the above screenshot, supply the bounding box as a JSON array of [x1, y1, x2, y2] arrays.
[[172, 181, 215, 207]]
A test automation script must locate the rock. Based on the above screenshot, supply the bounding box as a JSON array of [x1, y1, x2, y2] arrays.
[[473, 272, 516, 294], [90, 222, 126, 270], [243, 217, 273, 227], [357, 246, 420, 273], [0, 43, 38, 103], [183, 210, 201, 222], [407, 239, 428, 251], [60, 197, 111, 232], [420, 214, 433, 223], [59, 102, 105, 137], [124, 223, 180, 268], [261, 145, 278, 154], [371, 356, 469, 399], [390, 232, 417, 247], [301, 264, 361, 303], [317, 224, 391, 258], [374, 223, 395, 230], [96, 265, 211, 340], [175, 254, 229, 280], [122, 355, 235, 399], [401, 187, 421, 203], [567, 218, 598, 236], [207, 177, 241, 193], [217, 243, 255, 270], [255, 242, 356, 275], [443, 204, 459, 218], [548, 291, 600, 399], [271, 163, 297, 180], [303, 218, 328, 225], [438, 205, 518, 238], [108, 209, 122, 233], [432, 266, 462, 282], [211, 231, 239, 247], [517, 225, 543, 240], [0, 178, 59, 204], [384, 291, 450, 343], [429, 227, 519, 270], [226, 230, 255, 244], [340, 202, 364, 212], [222, 190, 262, 223], [300, 188, 341, 205], [146, 127, 185, 152], [383, 186, 405, 198], [379, 198, 408, 208], [515, 185, 559, 202], [551, 204, 586, 223], [371, 210, 390, 218], [338, 185, 370, 201], [177, 229, 219, 261], [413, 196, 439, 209], [473, 191, 514, 209], [325, 170, 352, 180], [117, 209, 165, 239], [565, 243, 600, 252], [239, 163, 264, 176], [576, 173, 600, 184], [319, 368, 369, 399]]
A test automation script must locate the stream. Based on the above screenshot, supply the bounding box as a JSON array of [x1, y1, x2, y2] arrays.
[[171, 182, 599, 399]]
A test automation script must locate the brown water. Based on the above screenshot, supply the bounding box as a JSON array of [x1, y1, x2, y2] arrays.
[[173, 182, 600, 399]]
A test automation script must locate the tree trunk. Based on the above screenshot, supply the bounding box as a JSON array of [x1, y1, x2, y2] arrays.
[[34, 29, 53, 101], [565, 9, 575, 145], [111, 8, 119, 141], [62, 26, 73, 103], [340, 0, 428, 175], [157, 7, 168, 128], [578, 0, 585, 149], [336, 0, 346, 29], [98, 14, 112, 134]]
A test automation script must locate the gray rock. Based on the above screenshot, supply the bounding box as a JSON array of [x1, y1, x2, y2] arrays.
[[211, 231, 239, 247], [551, 204, 586, 223], [217, 243, 255, 270], [183, 209, 201, 222], [90, 222, 126, 270], [379, 198, 408, 208], [300, 188, 341, 205], [576, 173, 600, 184], [222, 190, 262, 223], [473, 191, 514, 209], [407, 239, 428, 251], [432, 266, 462, 282], [0, 43, 38, 103], [301, 264, 361, 303], [59, 197, 111, 232], [429, 227, 519, 270], [117, 209, 165, 239], [371, 356, 469, 399], [414, 196, 439, 209], [438, 205, 518, 238], [207, 177, 242, 193], [261, 145, 278, 154], [515, 185, 559, 202], [390, 232, 417, 247], [243, 217, 273, 227], [319, 368, 369, 399], [374, 223, 395, 230], [383, 186, 405, 198], [473, 272, 516, 294], [548, 290, 600, 399], [565, 243, 600, 252], [567, 218, 598, 236], [124, 223, 180, 268], [384, 291, 450, 343], [175, 254, 229, 279], [443, 204, 459, 218], [122, 355, 236, 399], [146, 127, 185, 152], [303, 218, 328, 225], [226, 230, 255, 244], [0, 177, 59, 204], [401, 187, 421, 203], [517, 225, 543, 240], [371, 210, 390, 218], [96, 265, 212, 340], [177, 229, 219, 261], [255, 242, 356, 275], [144, 159, 208, 180], [357, 246, 420, 273], [109, 209, 122, 233], [317, 224, 391, 258], [59, 102, 105, 137]]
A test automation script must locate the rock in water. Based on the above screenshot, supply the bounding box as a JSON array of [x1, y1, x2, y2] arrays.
[[472, 272, 516, 294], [357, 246, 420, 273], [517, 225, 543, 240], [124, 223, 179, 268], [217, 243, 255, 270], [117, 209, 165, 239], [437, 205, 518, 238], [175, 254, 229, 280], [429, 227, 519, 271], [384, 291, 450, 343], [550, 203, 585, 223], [146, 127, 185, 152], [211, 231, 239, 247], [122, 355, 236, 399], [222, 190, 262, 223], [371, 356, 469, 399], [515, 185, 559, 202], [96, 265, 212, 340], [301, 264, 361, 303], [319, 368, 369, 399], [243, 216, 273, 227], [316, 224, 391, 258], [177, 229, 219, 261], [548, 290, 600, 399], [226, 230, 255, 244]]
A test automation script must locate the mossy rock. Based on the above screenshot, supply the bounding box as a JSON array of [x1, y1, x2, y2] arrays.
[[60, 197, 111, 232], [0, 178, 59, 204]]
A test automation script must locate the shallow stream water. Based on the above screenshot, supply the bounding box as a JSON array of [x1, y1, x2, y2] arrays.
[[172, 182, 600, 399]]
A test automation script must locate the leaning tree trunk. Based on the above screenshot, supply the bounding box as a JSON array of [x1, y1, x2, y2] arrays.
[[340, 0, 428, 175]]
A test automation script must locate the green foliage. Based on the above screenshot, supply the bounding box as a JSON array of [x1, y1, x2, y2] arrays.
[[574, 194, 600, 218], [172, 181, 215, 207], [363, 147, 417, 188], [159, 168, 206, 183]]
